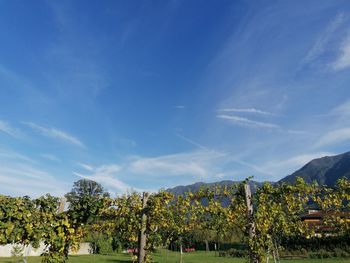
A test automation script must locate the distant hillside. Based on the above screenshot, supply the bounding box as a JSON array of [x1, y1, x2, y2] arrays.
[[166, 180, 265, 206], [168, 151, 350, 193], [279, 151, 350, 186], [167, 180, 265, 196]]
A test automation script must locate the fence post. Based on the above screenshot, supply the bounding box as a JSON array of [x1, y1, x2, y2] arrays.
[[58, 197, 66, 213], [138, 192, 149, 263], [244, 183, 259, 263]]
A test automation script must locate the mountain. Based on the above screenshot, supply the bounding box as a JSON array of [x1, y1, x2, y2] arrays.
[[167, 151, 350, 194], [167, 180, 265, 196], [167, 180, 265, 206], [279, 151, 350, 186]]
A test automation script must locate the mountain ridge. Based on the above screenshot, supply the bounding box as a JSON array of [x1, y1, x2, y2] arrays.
[[279, 151, 350, 186], [167, 151, 350, 194]]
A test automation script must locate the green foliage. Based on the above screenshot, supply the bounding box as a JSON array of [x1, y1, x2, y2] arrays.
[[0, 195, 41, 247], [219, 248, 248, 258], [36, 195, 83, 263], [313, 177, 350, 234], [0, 194, 83, 263], [232, 178, 317, 262], [65, 179, 109, 225], [85, 231, 114, 254], [1, 177, 350, 263]]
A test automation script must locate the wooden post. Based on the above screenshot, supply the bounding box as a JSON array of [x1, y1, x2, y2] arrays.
[[138, 192, 149, 263], [179, 236, 183, 263], [58, 197, 66, 213], [244, 183, 259, 263]]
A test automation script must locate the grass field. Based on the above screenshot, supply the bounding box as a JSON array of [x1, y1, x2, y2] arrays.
[[0, 251, 349, 263]]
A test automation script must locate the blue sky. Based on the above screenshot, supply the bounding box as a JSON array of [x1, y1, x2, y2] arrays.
[[1, 0, 350, 197]]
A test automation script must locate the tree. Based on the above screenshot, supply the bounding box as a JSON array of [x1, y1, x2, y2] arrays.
[[65, 179, 109, 225]]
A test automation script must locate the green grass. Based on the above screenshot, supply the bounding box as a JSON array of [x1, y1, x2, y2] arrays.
[[0, 251, 349, 263]]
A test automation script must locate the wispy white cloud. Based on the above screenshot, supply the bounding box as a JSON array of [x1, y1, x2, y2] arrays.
[[0, 148, 66, 197], [75, 148, 257, 192], [23, 122, 85, 148], [302, 12, 350, 71], [45, 2, 109, 100], [315, 127, 350, 148], [0, 162, 66, 197], [218, 108, 275, 116], [77, 162, 94, 171], [332, 36, 350, 70], [0, 120, 23, 138], [303, 12, 346, 65], [75, 171, 132, 194], [40, 154, 61, 162], [77, 144, 324, 191], [175, 133, 274, 176], [175, 133, 209, 151], [287, 129, 315, 136], [175, 105, 186, 109], [331, 99, 350, 116], [217, 114, 280, 129], [260, 152, 335, 178], [129, 152, 212, 179], [0, 150, 36, 164], [73, 164, 132, 193], [128, 149, 269, 181]]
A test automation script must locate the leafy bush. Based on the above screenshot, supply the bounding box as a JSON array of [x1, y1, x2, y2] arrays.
[[218, 248, 247, 258], [96, 237, 114, 254], [309, 248, 349, 259], [88, 234, 114, 254]]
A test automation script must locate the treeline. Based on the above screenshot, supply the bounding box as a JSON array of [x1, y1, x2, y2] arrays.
[[0, 177, 349, 263]]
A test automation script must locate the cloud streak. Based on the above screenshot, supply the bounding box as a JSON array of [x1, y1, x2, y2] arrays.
[[315, 127, 350, 148], [175, 133, 209, 151], [73, 164, 132, 193], [24, 122, 85, 148], [40, 154, 61, 162], [260, 151, 335, 178], [175, 105, 185, 109], [331, 99, 350, 117], [0, 150, 36, 164], [218, 108, 276, 116], [129, 152, 213, 179], [217, 114, 280, 129], [0, 161, 67, 197], [303, 12, 346, 65], [332, 36, 350, 71], [0, 120, 23, 138], [75, 149, 249, 193], [77, 162, 94, 171]]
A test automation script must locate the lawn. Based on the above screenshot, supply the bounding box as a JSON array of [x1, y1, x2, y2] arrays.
[[0, 251, 349, 263]]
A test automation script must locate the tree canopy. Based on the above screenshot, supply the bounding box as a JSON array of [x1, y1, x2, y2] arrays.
[[65, 179, 109, 225]]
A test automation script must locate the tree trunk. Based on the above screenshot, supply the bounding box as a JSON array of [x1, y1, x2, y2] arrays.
[[273, 240, 280, 263], [244, 183, 259, 263], [138, 192, 149, 263], [205, 240, 209, 252], [179, 236, 183, 263]]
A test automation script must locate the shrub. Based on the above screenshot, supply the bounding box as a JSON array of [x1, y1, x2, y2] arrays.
[[218, 251, 227, 257], [96, 237, 114, 254], [218, 248, 247, 258], [87, 233, 114, 255]]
